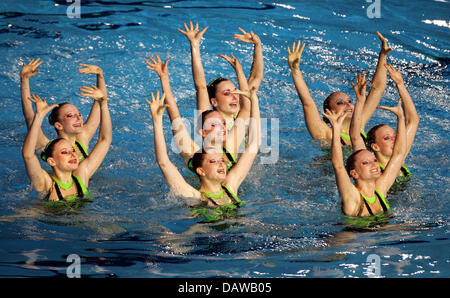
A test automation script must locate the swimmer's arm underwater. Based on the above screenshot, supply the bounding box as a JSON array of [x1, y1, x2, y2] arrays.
[[146, 91, 201, 201], [361, 32, 392, 131], [77, 85, 112, 186], [385, 63, 419, 163], [234, 27, 264, 91], [178, 21, 211, 113], [375, 100, 407, 195], [323, 109, 361, 216], [288, 41, 331, 140], [20, 58, 50, 151], [225, 87, 261, 193], [350, 73, 369, 152], [22, 95, 57, 193], [145, 54, 200, 159], [77, 64, 107, 149]]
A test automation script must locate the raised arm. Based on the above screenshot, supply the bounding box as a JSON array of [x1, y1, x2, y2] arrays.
[[224, 87, 261, 193], [77, 64, 107, 147], [146, 91, 200, 200], [350, 73, 369, 151], [288, 41, 331, 140], [145, 54, 200, 158], [375, 100, 407, 195], [178, 21, 210, 113], [75, 85, 112, 185], [234, 27, 264, 91], [218, 54, 251, 155], [20, 58, 49, 151], [385, 63, 419, 161], [323, 109, 361, 216], [361, 32, 392, 130], [22, 95, 57, 192]]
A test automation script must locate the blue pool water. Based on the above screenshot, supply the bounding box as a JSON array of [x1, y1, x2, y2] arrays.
[[0, 0, 449, 278]]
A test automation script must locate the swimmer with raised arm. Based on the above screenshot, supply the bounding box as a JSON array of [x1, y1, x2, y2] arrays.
[[323, 74, 406, 216], [177, 21, 264, 130], [145, 54, 249, 169], [365, 64, 419, 179], [22, 86, 111, 202], [146, 87, 260, 217], [20, 59, 107, 161], [288, 32, 392, 146]]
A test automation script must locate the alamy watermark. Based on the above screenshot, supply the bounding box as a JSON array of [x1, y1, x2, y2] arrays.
[[167, 111, 280, 165], [66, 0, 81, 19], [366, 0, 381, 19], [365, 254, 381, 278], [66, 254, 81, 278]]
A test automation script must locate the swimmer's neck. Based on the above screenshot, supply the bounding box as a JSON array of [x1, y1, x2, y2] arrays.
[[340, 118, 352, 135], [58, 131, 79, 145], [52, 168, 74, 184], [199, 179, 223, 195], [356, 180, 376, 197], [203, 139, 225, 150], [374, 151, 390, 168], [217, 111, 236, 127]]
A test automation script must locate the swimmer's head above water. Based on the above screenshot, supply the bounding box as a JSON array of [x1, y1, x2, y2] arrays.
[[48, 102, 83, 134], [191, 150, 228, 182], [367, 124, 396, 158], [207, 77, 240, 116], [40, 138, 79, 171], [197, 110, 227, 146], [322, 92, 354, 124], [345, 149, 381, 181]]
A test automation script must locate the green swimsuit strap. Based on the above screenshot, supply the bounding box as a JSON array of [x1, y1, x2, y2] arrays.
[[75, 140, 89, 160], [378, 162, 411, 177], [360, 189, 390, 216], [221, 185, 243, 206]]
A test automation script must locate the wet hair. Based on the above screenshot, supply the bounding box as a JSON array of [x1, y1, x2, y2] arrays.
[[207, 77, 229, 102], [196, 110, 220, 134], [345, 149, 366, 177], [322, 93, 336, 124], [366, 124, 388, 148], [48, 102, 71, 126], [191, 150, 208, 177], [40, 138, 65, 162]]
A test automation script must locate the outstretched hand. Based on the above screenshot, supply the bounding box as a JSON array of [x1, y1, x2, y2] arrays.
[[377, 31, 392, 55], [385, 63, 404, 85], [287, 40, 306, 69], [218, 53, 242, 70], [177, 21, 208, 45], [145, 90, 168, 119], [322, 109, 347, 129], [145, 54, 170, 77], [78, 63, 103, 75], [351, 72, 368, 100], [28, 94, 58, 115], [21, 58, 43, 79], [234, 27, 260, 45], [377, 99, 404, 118], [80, 84, 107, 101], [232, 87, 257, 102]]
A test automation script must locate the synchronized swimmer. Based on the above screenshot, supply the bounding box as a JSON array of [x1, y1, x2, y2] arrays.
[[19, 21, 418, 220]]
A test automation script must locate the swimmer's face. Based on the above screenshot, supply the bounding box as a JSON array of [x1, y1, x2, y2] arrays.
[[210, 80, 240, 116], [328, 92, 354, 118], [200, 111, 226, 146], [197, 153, 227, 182], [350, 150, 380, 180], [46, 139, 78, 171], [54, 104, 83, 135], [371, 125, 396, 157]]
